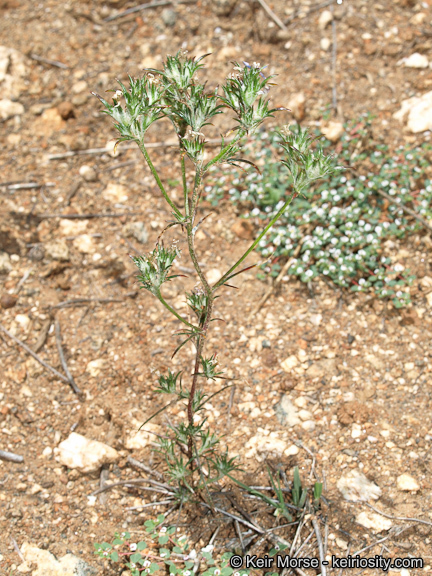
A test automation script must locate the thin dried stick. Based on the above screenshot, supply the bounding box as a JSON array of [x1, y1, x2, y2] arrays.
[[297, 442, 316, 480], [126, 500, 174, 510], [99, 465, 110, 506], [353, 526, 409, 556], [256, 0, 287, 31], [65, 181, 82, 206], [52, 297, 124, 309], [30, 53, 69, 69], [364, 502, 432, 527], [376, 189, 432, 232], [293, 528, 314, 558], [331, 1, 338, 114], [127, 456, 164, 480], [0, 450, 24, 463], [5, 182, 54, 191], [104, 0, 197, 22], [0, 324, 70, 384], [91, 479, 173, 496], [226, 385, 236, 429], [312, 517, 326, 576], [235, 519, 245, 553], [40, 212, 142, 220], [55, 320, 81, 395], [10, 536, 25, 563]]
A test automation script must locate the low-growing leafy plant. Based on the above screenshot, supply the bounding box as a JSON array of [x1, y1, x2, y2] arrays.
[[205, 118, 431, 308], [94, 513, 249, 576], [94, 51, 340, 502]]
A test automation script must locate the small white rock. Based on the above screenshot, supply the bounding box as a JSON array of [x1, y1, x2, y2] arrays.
[[294, 396, 307, 408], [123, 221, 149, 244], [284, 444, 299, 456], [356, 511, 392, 532], [287, 92, 305, 121], [103, 182, 128, 203], [397, 473, 420, 492], [15, 314, 31, 331], [351, 423, 362, 439], [72, 80, 88, 94], [393, 90, 432, 133], [73, 234, 95, 254], [301, 420, 316, 432], [336, 538, 348, 551], [59, 219, 88, 236], [0, 251, 12, 273], [21, 542, 97, 576], [337, 469, 382, 502], [309, 313, 322, 326], [318, 10, 333, 30], [298, 409, 313, 421], [86, 358, 108, 377], [58, 432, 118, 474], [281, 355, 299, 372], [275, 395, 301, 426], [320, 38, 331, 51], [125, 420, 161, 450], [79, 165, 98, 182], [0, 98, 24, 120], [402, 52, 429, 69], [45, 239, 69, 261], [322, 121, 344, 142]]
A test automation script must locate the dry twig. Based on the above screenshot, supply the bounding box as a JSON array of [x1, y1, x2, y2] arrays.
[[30, 53, 69, 69], [33, 318, 51, 353], [10, 536, 25, 563], [331, 2, 338, 114], [40, 212, 142, 220], [104, 0, 197, 22], [312, 517, 326, 576], [0, 324, 70, 384], [65, 181, 82, 206], [52, 297, 124, 309], [127, 456, 164, 480], [0, 450, 24, 463], [55, 320, 81, 395], [256, 0, 287, 31], [364, 502, 432, 527]]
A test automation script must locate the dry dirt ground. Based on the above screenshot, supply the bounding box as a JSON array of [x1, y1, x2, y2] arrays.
[[1, 0, 432, 574]]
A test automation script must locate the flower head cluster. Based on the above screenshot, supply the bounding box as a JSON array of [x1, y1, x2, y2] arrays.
[[279, 125, 343, 193], [93, 74, 165, 146], [221, 61, 283, 133], [131, 243, 180, 295]]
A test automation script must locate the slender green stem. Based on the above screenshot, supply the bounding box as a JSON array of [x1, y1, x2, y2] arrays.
[[190, 163, 203, 221], [203, 130, 245, 172], [213, 190, 298, 290], [181, 154, 189, 217], [156, 290, 198, 331], [139, 142, 183, 219], [186, 223, 210, 292]]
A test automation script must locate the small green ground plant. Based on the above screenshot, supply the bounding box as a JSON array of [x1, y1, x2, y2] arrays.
[[94, 51, 339, 503], [95, 467, 323, 575], [205, 118, 432, 308]]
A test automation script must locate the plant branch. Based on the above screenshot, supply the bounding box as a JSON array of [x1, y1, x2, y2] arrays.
[[180, 153, 189, 217], [139, 142, 183, 219], [214, 190, 298, 290], [156, 290, 199, 331]]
